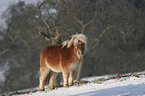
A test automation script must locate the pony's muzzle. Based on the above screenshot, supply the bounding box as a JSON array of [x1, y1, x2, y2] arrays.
[[77, 51, 83, 60]]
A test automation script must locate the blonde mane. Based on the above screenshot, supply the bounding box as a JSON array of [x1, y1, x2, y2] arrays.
[[62, 34, 87, 52]]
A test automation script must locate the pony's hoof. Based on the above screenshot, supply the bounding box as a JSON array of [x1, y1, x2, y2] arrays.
[[49, 86, 55, 90], [69, 83, 74, 86], [64, 84, 68, 87], [40, 88, 44, 91]]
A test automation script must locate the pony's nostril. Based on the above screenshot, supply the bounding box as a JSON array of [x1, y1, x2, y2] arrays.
[[77, 51, 83, 59]]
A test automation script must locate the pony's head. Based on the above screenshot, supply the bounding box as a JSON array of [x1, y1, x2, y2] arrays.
[[62, 34, 87, 59]]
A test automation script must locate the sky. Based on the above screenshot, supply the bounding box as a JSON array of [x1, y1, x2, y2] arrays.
[[0, 0, 38, 27]]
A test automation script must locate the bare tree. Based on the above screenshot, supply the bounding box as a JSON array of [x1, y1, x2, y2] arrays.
[[90, 26, 112, 52], [0, 30, 17, 56], [59, 1, 97, 81], [74, 12, 97, 81], [37, 0, 60, 44]]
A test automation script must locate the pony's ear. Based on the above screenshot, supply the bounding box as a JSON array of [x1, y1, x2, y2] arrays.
[[67, 37, 75, 48], [62, 40, 69, 48]]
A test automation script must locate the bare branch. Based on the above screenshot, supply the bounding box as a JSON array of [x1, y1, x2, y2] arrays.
[[60, 1, 96, 34], [45, 27, 60, 41], [0, 47, 10, 56], [37, 1, 61, 44], [0, 30, 17, 56], [7, 33, 15, 44], [37, 0, 52, 35], [91, 26, 112, 50], [44, 19, 60, 41]]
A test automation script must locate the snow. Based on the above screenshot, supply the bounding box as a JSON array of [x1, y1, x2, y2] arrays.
[[8, 72, 145, 96], [0, 62, 9, 84]]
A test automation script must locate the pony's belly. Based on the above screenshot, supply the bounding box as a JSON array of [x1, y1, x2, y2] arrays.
[[45, 61, 62, 72], [50, 67, 62, 72]]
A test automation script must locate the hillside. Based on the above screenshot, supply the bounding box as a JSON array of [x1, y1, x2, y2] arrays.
[[2, 71, 145, 96]]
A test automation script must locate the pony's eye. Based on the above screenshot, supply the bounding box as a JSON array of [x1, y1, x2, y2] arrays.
[[78, 51, 82, 55]]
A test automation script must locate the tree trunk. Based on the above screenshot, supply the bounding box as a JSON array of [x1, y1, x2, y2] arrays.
[[76, 60, 83, 81]]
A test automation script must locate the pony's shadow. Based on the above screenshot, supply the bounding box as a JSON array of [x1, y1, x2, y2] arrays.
[[71, 84, 145, 96]]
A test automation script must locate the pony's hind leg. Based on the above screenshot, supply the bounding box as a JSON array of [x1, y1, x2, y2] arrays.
[[39, 66, 50, 91], [49, 71, 57, 89]]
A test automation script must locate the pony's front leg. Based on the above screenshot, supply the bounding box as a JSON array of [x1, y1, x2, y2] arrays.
[[62, 71, 68, 87], [69, 71, 75, 86]]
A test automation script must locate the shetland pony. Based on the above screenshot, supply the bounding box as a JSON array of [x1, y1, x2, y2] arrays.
[[39, 34, 87, 90]]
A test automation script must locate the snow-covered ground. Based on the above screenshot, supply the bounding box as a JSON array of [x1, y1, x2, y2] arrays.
[[4, 71, 145, 96]]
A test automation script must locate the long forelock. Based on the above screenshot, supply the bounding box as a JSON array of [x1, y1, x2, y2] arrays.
[[62, 34, 87, 51], [62, 40, 69, 48]]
